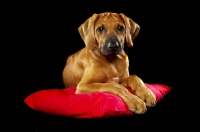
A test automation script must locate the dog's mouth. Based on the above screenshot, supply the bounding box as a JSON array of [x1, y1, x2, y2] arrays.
[[101, 45, 122, 56], [101, 37, 123, 56]]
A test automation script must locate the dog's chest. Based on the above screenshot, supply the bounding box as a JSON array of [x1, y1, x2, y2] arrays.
[[105, 65, 119, 83], [104, 61, 127, 83]]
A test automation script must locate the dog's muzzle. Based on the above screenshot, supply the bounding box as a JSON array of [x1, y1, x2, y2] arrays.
[[101, 37, 122, 55]]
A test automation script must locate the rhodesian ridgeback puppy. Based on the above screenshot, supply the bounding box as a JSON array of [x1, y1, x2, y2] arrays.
[[62, 12, 156, 114]]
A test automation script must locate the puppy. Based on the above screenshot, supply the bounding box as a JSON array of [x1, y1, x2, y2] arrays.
[[62, 12, 156, 113]]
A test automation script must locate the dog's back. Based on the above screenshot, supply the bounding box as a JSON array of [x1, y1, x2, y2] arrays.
[[62, 48, 86, 87]]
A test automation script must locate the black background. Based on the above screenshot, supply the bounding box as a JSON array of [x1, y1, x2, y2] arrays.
[[7, 1, 196, 131]]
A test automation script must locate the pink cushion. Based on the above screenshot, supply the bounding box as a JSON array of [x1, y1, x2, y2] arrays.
[[24, 83, 170, 118]]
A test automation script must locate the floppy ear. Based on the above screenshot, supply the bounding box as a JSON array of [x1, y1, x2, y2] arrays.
[[120, 13, 140, 47], [78, 14, 99, 50]]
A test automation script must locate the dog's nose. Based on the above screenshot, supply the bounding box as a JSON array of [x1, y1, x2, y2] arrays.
[[108, 42, 119, 50], [107, 37, 119, 50], [103, 37, 122, 55]]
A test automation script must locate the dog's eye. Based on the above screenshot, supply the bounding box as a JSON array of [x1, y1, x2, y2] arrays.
[[118, 25, 124, 32], [97, 26, 104, 33]]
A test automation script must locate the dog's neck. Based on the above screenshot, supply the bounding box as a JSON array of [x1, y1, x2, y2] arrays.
[[105, 54, 119, 62]]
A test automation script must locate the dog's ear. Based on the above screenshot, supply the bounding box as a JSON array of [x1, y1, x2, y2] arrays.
[[78, 14, 99, 50], [120, 13, 140, 47]]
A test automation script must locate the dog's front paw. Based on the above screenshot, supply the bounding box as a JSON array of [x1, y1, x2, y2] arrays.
[[125, 94, 147, 114], [135, 86, 156, 107]]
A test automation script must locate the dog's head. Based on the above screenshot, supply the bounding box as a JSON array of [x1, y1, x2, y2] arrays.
[[78, 12, 140, 56]]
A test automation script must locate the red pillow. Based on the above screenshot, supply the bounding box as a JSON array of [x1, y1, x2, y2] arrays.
[[24, 83, 170, 118]]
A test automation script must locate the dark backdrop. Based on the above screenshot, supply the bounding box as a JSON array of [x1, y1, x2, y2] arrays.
[[8, 1, 193, 131]]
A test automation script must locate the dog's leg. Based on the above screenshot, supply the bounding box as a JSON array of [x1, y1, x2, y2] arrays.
[[121, 74, 156, 107], [76, 82, 147, 114]]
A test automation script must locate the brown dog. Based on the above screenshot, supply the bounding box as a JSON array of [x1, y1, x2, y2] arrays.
[[62, 12, 156, 114]]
